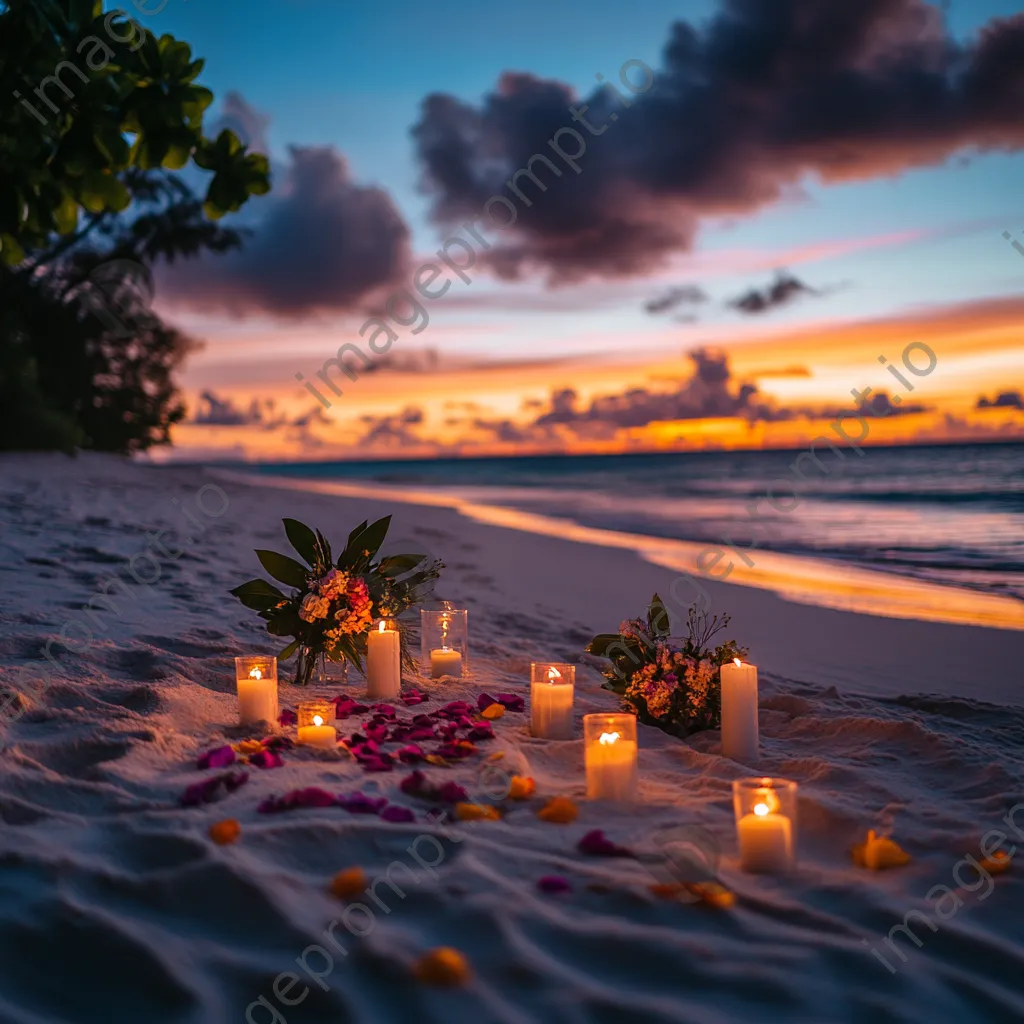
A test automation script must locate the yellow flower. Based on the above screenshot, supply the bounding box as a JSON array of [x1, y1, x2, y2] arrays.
[[537, 796, 578, 824], [330, 867, 368, 900], [455, 803, 501, 821], [209, 819, 241, 845], [508, 776, 536, 800], [852, 829, 911, 870], [413, 947, 470, 986], [480, 703, 505, 720]]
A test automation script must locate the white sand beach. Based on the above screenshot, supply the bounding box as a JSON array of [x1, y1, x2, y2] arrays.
[[1, 453, 1023, 1024]]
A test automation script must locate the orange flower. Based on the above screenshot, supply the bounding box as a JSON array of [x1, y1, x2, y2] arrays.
[[537, 796, 578, 824], [209, 819, 241, 845], [852, 830, 911, 870], [455, 802, 501, 821], [413, 947, 470, 986], [330, 866, 368, 900], [480, 703, 505, 720], [508, 776, 536, 800]]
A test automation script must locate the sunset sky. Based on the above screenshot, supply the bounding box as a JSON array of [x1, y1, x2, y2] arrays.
[[137, 0, 1024, 460]]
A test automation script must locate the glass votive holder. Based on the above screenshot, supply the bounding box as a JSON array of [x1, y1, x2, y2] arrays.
[[420, 607, 468, 678], [235, 656, 278, 726], [296, 700, 337, 749], [366, 617, 401, 699], [732, 777, 798, 873], [530, 663, 575, 739], [584, 712, 638, 801]]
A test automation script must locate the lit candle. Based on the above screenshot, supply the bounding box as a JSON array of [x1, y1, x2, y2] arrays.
[[733, 778, 797, 873], [430, 647, 463, 678], [584, 713, 638, 801], [531, 663, 575, 739], [297, 701, 337, 749], [235, 657, 278, 726], [366, 618, 401, 698], [720, 658, 759, 763]]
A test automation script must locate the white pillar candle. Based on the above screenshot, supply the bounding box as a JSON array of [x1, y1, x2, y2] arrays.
[[720, 658, 759, 762], [297, 717, 337, 749], [235, 657, 278, 726], [366, 619, 401, 698], [584, 714, 638, 801], [530, 663, 575, 739], [738, 804, 793, 873], [430, 647, 463, 678]]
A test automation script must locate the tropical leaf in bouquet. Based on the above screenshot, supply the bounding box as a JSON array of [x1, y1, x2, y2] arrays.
[[344, 520, 369, 551], [256, 549, 309, 589], [343, 516, 392, 565], [333, 634, 364, 673], [266, 608, 303, 637], [377, 553, 427, 578], [283, 518, 319, 568], [586, 633, 633, 657], [278, 639, 301, 661], [230, 578, 286, 611], [314, 528, 332, 569], [647, 593, 671, 637]]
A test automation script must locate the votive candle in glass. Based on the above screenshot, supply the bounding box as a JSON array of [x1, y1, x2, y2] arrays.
[[530, 663, 575, 739], [421, 607, 468, 678], [235, 656, 278, 726], [720, 658, 759, 763], [366, 617, 401, 698], [296, 700, 337, 749], [584, 712, 638, 801], [733, 777, 798, 873]]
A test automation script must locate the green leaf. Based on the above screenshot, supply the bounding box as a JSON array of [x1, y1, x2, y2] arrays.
[[647, 593, 670, 637], [255, 550, 309, 589], [0, 234, 25, 266], [377, 553, 426, 577], [278, 639, 300, 661], [283, 518, 319, 567], [266, 609, 302, 637], [230, 577, 287, 610], [347, 515, 391, 562], [345, 520, 369, 549]]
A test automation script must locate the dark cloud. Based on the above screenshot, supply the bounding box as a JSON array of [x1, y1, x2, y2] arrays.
[[192, 391, 286, 428], [358, 406, 426, 448], [977, 390, 1024, 410], [727, 271, 819, 315], [162, 145, 411, 316], [412, 1, 1024, 281], [644, 285, 709, 315]]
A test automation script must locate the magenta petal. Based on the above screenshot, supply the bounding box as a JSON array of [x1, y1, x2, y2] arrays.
[[495, 693, 526, 712], [537, 875, 573, 894], [362, 757, 395, 773], [197, 745, 236, 770], [259, 786, 338, 812], [407, 727, 436, 741], [437, 781, 469, 803], [278, 709, 298, 726], [466, 725, 494, 742], [249, 750, 284, 769], [476, 693, 497, 710], [262, 735, 293, 751], [381, 805, 416, 823], [370, 703, 397, 718], [338, 792, 387, 814], [397, 744, 426, 763], [400, 769, 428, 796], [364, 725, 390, 742], [577, 829, 634, 858], [181, 770, 248, 807]]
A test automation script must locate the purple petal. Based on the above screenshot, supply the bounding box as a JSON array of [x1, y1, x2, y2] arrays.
[[259, 786, 339, 813], [466, 725, 494, 742], [476, 693, 497, 711], [362, 757, 395, 773], [181, 770, 248, 807], [249, 750, 284, 769], [495, 693, 525, 712], [578, 829, 634, 858], [397, 744, 427, 763], [400, 770, 428, 796], [381, 805, 416, 823], [437, 781, 469, 804], [537, 875, 572, 894], [197, 745, 236, 770], [338, 792, 387, 814], [278, 709, 298, 726]]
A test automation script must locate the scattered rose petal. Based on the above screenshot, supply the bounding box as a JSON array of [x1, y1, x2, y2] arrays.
[[209, 819, 241, 845], [400, 769, 429, 796], [537, 875, 572, 894], [980, 850, 1012, 875], [401, 688, 428, 706], [413, 947, 470, 987], [370, 703, 397, 718], [487, 751, 505, 762], [278, 709, 298, 726], [381, 805, 416, 823], [234, 739, 264, 756], [258, 787, 336, 813], [466, 725, 495, 742], [406, 727, 437, 742], [686, 881, 736, 909], [397, 744, 427, 764], [197, 745, 236, 771], [508, 776, 536, 800], [494, 693, 525, 713], [578, 829, 633, 857], [424, 754, 449, 767], [537, 796, 578, 824], [364, 724, 390, 742], [455, 802, 501, 822], [330, 866, 368, 900], [248, 749, 284, 770], [480, 703, 504, 720], [437, 781, 469, 804], [262, 735, 294, 751], [852, 830, 911, 870], [181, 770, 248, 807], [338, 792, 388, 814], [362, 756, 394, 773]]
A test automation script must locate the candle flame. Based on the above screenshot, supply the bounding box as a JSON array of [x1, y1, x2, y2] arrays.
[[441, 613, 449, 642], [378, 620, 386, 633], [753, 802, 770, 817], [249, 667, 262, 680], [598, 731, 620, 745], [313, 715, 324, 727], [547, 666, 561, 681], [733, 658, 742, 668]]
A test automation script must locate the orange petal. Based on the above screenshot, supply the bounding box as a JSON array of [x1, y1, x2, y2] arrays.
[[649, 882, 686, 900], [980, 850, 1012, 875], [853, 829, 911, 870], [424, 755, 449, 767], [413, 947, 471, 986], [685, 881, 735, 909], [537, 796, 578, 824], [486, 751, 506, 762], [209, 819, 241, 845], [455, 802, 501, 821], [330, 866, 368, 900], [481, 704, 505, 720], [233, 739, 264, 756], [508, 776, 536, 800]]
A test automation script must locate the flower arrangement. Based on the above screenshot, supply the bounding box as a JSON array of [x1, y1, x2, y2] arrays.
[[585, 595, 746, 738], [230, 516, 443, 685]]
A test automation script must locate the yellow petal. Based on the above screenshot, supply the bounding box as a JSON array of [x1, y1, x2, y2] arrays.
[[536, 796, 578, 824], [209, 819, 241, 845], [481, 703, 505, 719], [330, 866, 368, 900], [413, 947, 471, 986], [486, 751, 506, 762], [685, 881, 735, 909], [455, 802, 501, 821], [425, 755, 449, 767], [508, 776, 536, 800], [233, 739, 265, 755], [853, 829, 911, 870]]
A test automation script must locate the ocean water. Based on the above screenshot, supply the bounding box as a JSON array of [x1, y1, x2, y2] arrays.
[[251, 443, 1024, 604]]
